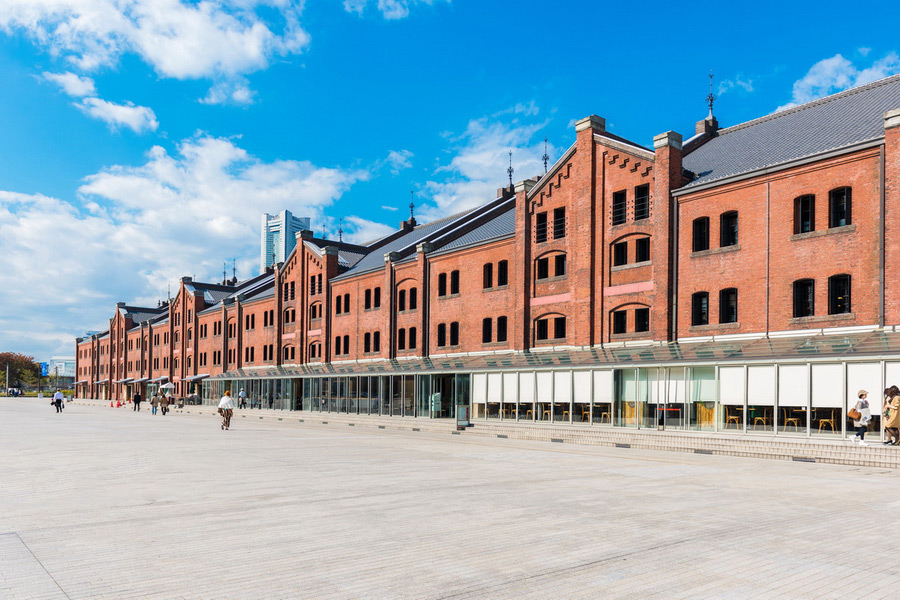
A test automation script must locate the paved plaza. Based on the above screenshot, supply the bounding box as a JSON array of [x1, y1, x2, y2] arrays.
[[2, 398, 899, 599]]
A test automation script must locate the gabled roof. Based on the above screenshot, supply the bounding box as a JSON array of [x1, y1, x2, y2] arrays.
[[431, 205, 516, 255], [681, 73, 900, 190], [119, 305, 164, 324]]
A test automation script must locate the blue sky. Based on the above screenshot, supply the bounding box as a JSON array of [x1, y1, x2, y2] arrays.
[[1, 0, 899, 359]]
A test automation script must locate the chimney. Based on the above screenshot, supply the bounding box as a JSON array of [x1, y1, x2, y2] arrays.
[[695, 116, 719, 136]]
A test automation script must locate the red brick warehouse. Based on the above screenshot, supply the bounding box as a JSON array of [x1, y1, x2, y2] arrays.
[[76, 74, 900, 438]]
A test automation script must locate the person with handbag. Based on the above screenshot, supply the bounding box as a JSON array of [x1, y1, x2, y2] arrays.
[[217, 390, 235, 430], [849, 390, 871, 446]]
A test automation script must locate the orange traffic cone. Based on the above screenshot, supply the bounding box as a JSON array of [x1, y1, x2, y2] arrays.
[[110, 401, 114, 407], [116, 400, 121, 408]]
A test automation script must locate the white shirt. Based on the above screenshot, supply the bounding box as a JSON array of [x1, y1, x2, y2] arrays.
[[53, 391, 64, 401], [218, 395, 235, 410]]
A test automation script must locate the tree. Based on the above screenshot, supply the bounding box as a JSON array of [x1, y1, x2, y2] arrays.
[[0, 352, 40, 389]]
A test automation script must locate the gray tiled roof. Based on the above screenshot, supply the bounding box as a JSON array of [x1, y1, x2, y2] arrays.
[[121, 306, 164, 324], [334, 210, 477, 279], [436, 206, 516, 253], [681, 74, 900, 190]]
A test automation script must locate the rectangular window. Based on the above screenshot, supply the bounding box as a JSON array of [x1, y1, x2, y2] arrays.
[[829, 188, 851, 228], [409, 288, 417, 310], [373, 331, 381, 352], [613, 310, 627, 334], [334, 336, 341, 355], [692, 217, 710, 252], [794, 195, 815, 234], [496, 316, 507, 343], [450, 271, 460, 295], [720, 288, 738, 323], [535, 211, 548, 243], [343, 335, 350, 355], [635, 308, 650, 332], [497, 260, 508, 286], [364, 332, 371, 353], [483, 263, 493, 289], [374, 287, 381, 308], [438, 273, 447, 296], [343, 294, 350, 313], [553, 316, 566, 339], [635, 237, 650, 262], [437, 323, 447, 347], [409, 327, 417, 349], [613, 241, 628, 266], [536, 257, 550, 280], [828, 275, 851, 314], [536, 318, 549, 341], [793, 279, 815, 318], [289, 282, 295, 300], [553, 207, 566, 239], [612, 190, 627, 225], [720, 211, 738, 247], [692, 292, 709, 326], [450, 322, 459, 346], [554, 254, 566, 277], [365, 289, 371, 309], [335, 297, 342, 315], [398, 289, 407, 312], [397, 328, 406, 350], [634, 184, 650, 220], [310, 276, 316, 294], [482, 318, 492, 343]]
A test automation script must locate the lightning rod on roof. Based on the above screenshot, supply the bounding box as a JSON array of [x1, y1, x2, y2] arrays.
[[409, 190, 415, 220], [542, 137, 549, 174], [707, 70, 716, 118], [507, 150, 514, 187], [338, 217, 343, 243]]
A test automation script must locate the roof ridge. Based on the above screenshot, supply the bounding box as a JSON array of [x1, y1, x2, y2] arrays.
[[717, 72, 900, 137]]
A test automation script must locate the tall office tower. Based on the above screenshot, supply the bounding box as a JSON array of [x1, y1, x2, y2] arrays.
[[260, 210, 311, 273]]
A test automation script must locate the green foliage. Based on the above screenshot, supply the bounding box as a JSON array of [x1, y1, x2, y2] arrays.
[[0, 352, 40, 388]]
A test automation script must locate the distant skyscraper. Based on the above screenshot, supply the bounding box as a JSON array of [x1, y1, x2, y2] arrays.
[[260, 210, 311, 273]]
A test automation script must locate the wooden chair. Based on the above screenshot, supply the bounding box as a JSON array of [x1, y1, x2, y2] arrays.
[[599, 410, 611, 424], [782, 408, 801, 431], [581, 408, 591, 422], [752, 409, 770, 430], [818, 409, 837, 432], [725, 408, 741, 429]]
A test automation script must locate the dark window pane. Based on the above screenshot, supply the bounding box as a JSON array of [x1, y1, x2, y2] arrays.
[[437, 324, 446, 347], [692, 217, 710, 252], [450, 322, 459, 346], [497, 260, 508, 286], [536, 318, 548, 340], [409, 327, 417, 349], [438, 274, 447, 296], [535, 212, 548, 243], [410, 288, 417, 310], [635, 238, 650, 262], [537, 257, 549, 280], [829, 188, 851, 228], [483, 263, 493, 289], [719, 288, 738, 323], [634, 184, 650, 220], [634, 308, 650, 332], [398, 289, 406, 312], [793, 279, 815, 317], [497, 316, 507, 342], [553, 207, 566, 238], [451, 271, 460, 294], [829, 275, 851, 314], [613, 310, 627, 334], [482, 318, 492, 343], [555, 254, 567, 277], [554, 316, 566, 339], [397, 328, 406, 350], [613, 241, 628, 266], [692, 292, 709, 326], [795, 195, 815, 234], [612, 190, 627, 225], [374, 287, 381, 308], [720, 211, 738, 247]]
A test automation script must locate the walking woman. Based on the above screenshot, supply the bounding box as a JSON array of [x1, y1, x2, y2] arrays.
[[883, 386, 900, 445], [218, 390, 235, 430], [850, 390, 872, 446], [150, 393, 159, 415]]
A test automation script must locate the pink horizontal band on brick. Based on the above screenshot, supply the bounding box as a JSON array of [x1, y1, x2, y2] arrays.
[[531, 293, 571, 306], [604, 281, 654, 296], [306, 329, 320, 337]]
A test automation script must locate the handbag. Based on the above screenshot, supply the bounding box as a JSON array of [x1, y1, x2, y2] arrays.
[[848, 407, 861, 420]]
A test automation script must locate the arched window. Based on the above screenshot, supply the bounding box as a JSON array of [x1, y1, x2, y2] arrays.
[[483, 263, 493, 289], [534, 314, 566, 341], [482, 318, 492, 343], [720, 211, 738, 247], [828, 274, 851, 314], [691, 292, 709, 326], [793, 279, 815, 317], [829, 187, 851, 228]]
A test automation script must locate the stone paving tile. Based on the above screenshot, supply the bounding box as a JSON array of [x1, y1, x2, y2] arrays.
[[2, 397, 900, 599]]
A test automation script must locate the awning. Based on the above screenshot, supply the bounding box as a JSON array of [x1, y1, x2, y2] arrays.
[[132, 377, 150, 383], [149, 376, 169, 382], [183, 373, 210, 382], [113, 378, 134, 384], [96, 379, 109, 384], [73, 380, 87, 385]]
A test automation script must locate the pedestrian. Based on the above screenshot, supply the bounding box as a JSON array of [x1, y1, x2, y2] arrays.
[[133, 391, 142, 412], [52, 389, 64, 413], [150, 392, 159, 415], [884, 386, 900, 445], [238, 388, 247, 409], [160, 393, 169, 416], [218, 390, 235, 430], [850, 390, 872, 446]]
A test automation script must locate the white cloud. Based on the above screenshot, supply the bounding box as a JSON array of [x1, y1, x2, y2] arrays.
[[385, 149, 413, 175], [717, 76, 753, 95], [0, 1, 310, 103], [0, 135, 368, 357], [421, 104, 553, 221], [776, 51, 900, 112], [344, 0, 448, 19], [343, 216, 396, 244], [76, 97, 159, 133], [199, 78, 257, 105], [381, 205, 399, 211], [43, 71, 96, 97]]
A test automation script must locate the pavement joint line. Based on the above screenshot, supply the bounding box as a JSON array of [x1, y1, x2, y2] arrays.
[[5, 532, 73, 600]]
